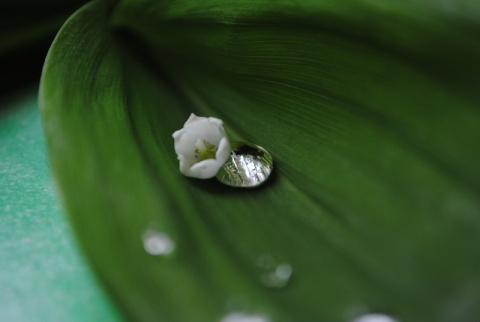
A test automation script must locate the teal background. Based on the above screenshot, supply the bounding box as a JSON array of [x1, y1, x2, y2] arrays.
[[0, 89, 121, 322]]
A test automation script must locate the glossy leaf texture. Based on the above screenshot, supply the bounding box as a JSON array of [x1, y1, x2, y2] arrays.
[[40, 0, 480, 321]]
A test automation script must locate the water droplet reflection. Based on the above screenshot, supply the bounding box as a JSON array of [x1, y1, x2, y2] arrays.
[[216, 142, 273, 188], [220, 312, 270, 322], [352, 313, 398, 322], [256, 253, 292, 289], [143, 230, 175, 256]]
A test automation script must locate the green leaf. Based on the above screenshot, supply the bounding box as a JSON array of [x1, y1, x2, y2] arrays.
[[40, 0, 480, 321]]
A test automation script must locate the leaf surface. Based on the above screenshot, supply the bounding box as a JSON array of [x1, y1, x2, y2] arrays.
[[40, 1, 480, 321]]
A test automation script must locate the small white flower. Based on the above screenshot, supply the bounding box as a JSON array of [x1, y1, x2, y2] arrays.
[[172, 113, 231, 179]]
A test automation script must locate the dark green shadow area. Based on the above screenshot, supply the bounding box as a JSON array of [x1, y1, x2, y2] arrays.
[[0, 88, 122, 322]]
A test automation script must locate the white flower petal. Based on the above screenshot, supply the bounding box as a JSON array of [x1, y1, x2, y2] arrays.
[[173, 113, 231, 179], [184, 113, 201, 126], [189, 159, 222, 179], [216, 137, 231, 163]]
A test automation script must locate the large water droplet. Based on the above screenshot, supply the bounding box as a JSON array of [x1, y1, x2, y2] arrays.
[[256, 253, 292, 289], [352, 313, 398, 322], [216, 142, 273, 188], [220, 312, 270, 322], [143, 230, 175, 256]]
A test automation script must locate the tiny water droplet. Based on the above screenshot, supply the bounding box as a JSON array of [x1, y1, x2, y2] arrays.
[[352, 313, 398, 322], [256, 253, 292, 289], [220, 312, 270, 322], [143, 230, 175, 256], [260, 263, 292, 289], [216, 142, 273, 188]]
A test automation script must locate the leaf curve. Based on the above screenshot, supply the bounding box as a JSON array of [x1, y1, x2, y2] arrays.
[[40, 1, 480, 321]]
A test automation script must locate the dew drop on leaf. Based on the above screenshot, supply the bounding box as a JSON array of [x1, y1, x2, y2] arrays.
[[256, 253, 292, 289], [220, 312, 270, 322], [142, 230, 175, 256], [260, 263, 293, 289], [216, 142, 273, 188], [351, 313, 398, 322]]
